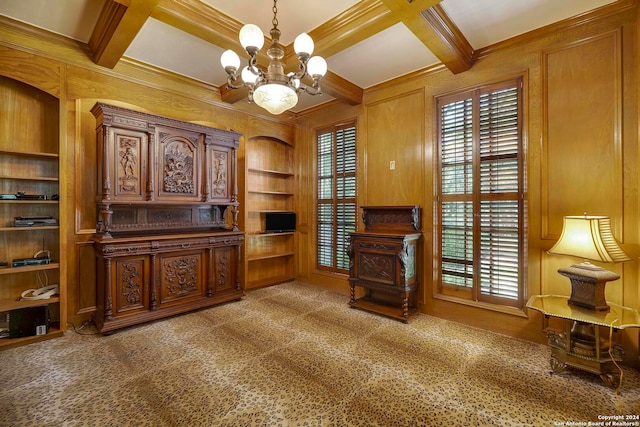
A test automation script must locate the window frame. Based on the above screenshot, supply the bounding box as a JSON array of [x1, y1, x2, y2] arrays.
[[435, 78, 526, 310], [315, 121, 357, 274]]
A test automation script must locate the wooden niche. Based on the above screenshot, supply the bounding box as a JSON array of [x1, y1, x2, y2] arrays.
[[91, 103, 244, 333]]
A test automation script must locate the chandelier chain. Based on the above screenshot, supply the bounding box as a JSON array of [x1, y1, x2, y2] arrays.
[[272, 0, 278, 29]]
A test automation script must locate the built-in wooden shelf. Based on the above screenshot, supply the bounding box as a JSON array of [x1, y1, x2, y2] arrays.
[[0, 263, 60, 275], [0, 149, 58, 159], [248, 190, 293, 196], [248, 231, 295, 237], [0, 326, 63, 350], [0, 200, 59, 204], [247, 252, 295, 262], [0, 296, 60, 312], [0, 175, 58, 182], [247, 275, 296, 289], [248, 167, 293, 177], [245, 135, 295, 290], [0, 226, 59, 232]]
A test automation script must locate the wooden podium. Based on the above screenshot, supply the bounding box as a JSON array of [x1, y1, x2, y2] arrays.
[[347, 206, 421, 322]]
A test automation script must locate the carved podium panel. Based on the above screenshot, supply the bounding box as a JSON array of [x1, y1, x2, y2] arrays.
[[347, 206, 421, 322], [91, 104, 244, 333]]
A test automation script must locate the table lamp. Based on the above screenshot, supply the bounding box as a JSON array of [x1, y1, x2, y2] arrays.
[[547, 215, 630, 312]]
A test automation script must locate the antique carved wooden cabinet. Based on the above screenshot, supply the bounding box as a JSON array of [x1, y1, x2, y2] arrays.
[[91, 103, 244, 333], [347, 206, 422, 322]]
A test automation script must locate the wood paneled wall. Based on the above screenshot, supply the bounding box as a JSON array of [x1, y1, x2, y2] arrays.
[[297, 4, 640, 364]]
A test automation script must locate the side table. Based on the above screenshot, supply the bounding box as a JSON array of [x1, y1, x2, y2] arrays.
[[527, 295, 640, 389]]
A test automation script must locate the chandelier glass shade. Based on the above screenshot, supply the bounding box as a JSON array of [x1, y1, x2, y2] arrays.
[[220, 0, 327, 115]]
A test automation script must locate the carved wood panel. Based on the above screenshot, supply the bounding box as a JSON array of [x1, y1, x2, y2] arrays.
[[156, 128, 202, 202], [213, 245, 235, 292], [107, 127, 149, 201], [209, 147, 230, 200], [113, 256, 149, 314], [158, 250, 204, 305]]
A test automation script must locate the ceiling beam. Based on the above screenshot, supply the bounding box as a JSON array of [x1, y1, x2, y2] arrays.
[[417, 5, 476, 73], [379, 0, 475, 74], [153, 0, 239, 51], [89, 0, 160, 69]]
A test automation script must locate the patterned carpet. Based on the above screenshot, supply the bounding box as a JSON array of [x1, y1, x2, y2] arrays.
[[1, 281, 639, 427]]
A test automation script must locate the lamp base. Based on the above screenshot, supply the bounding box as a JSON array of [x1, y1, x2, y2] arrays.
[[557, 263, 620, 312]]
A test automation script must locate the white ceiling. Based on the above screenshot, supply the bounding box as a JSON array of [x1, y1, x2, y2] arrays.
[[0, 0, 618, 113]]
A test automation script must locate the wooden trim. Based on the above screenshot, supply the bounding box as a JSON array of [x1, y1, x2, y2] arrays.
[[418, 5, 475, 74], [89, 0, 161, 69]]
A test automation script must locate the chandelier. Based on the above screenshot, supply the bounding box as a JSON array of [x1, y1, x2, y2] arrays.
[[220, 0, 328, 115]]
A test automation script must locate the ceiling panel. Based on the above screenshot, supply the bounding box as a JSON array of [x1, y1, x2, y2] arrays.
[[125, 18, 227, 85], [0, 0, 104, 43], [327, 23, 440, 89], [441, 0, 618, 49]]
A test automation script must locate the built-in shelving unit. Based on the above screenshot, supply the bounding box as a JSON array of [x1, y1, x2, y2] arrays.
[[0, 152, 63, 349], [0, 76, 63, 350], [245, 136, 295, 289]]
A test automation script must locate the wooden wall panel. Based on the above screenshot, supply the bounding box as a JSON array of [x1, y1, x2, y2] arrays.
[[542, 31, 622, 238], [365, 90, 425, 207], [541, 31, 624, 300]]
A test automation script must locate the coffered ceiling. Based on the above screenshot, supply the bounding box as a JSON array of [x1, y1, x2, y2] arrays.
[[0, 0, 619, 113]]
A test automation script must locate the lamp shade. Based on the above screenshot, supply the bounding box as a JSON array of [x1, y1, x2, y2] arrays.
[[239, 24, 264, 51], [241, 66, 258, 85], [220, 49, 240, 70], [307, 56, 327, 77], [253, 83, 298, 115], [548, 216, 630, 263], [293, 32, 314, 55]]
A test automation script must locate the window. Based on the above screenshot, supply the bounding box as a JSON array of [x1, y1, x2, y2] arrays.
[[436, 79, 525, 308], [317, 122, 357, 273]]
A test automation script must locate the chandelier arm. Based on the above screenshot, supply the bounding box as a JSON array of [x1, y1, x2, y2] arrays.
[[225, 73, 245, 90], [297, 81, 323, 96], [289, 57, 309, 81]]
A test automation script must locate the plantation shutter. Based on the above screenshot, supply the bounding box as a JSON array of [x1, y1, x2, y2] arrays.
[[440, 98, 474, 289], [478, 86, 521, 303], [317, 123, 357, 272], [437, 80, 523, 308]]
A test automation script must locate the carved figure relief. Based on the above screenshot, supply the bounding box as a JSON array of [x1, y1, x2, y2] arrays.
[[212, 151, 228, 197], [164, 257, 198, 296], [118, 138, 139, 193], [120, 263, 141, 305], [163, 141, 194, 194]]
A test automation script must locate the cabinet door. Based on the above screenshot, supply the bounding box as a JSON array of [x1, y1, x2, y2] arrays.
[[108, 127, 149, 202], [212, 245, 238, 293], [207, 146, 233, 203], [157, 249, 206, 306], [112, 255, 151, 315], [156, 126, 203, 202], [353, 239, 400, 287]]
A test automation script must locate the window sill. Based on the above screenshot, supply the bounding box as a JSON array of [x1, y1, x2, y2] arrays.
[[433, 293, 529, 318]]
